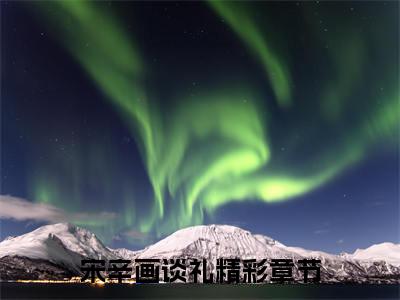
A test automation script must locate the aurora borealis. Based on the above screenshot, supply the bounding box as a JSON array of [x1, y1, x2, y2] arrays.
[[2, 1, 399, 252]]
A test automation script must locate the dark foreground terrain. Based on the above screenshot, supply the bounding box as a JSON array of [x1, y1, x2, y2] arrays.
[[1, 283, 399, 300]]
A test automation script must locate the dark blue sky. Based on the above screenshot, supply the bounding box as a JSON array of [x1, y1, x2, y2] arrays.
[[1, 1, 398, 254]]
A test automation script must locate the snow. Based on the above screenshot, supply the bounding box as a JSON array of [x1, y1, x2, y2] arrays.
[[282, 246, 339, 261], [131, 224, 400, 282], [0, 222, 399, 280], [109, 247, 140, 260], [0, 223, 117, 271], [350, 242, 400, 266], [135, 224, 298, 260]]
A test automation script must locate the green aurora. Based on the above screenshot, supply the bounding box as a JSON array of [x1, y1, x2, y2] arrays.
[[28, 1, 398, 243]]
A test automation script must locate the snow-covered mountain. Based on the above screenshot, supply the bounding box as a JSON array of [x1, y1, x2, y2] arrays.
[[0, 223, 399, 282], [130, 224, 399, 283], [134, 224, 297, 260], [346, 242, 400, 266], [109, 247, 139, 260], [0, 223, 117, 273]]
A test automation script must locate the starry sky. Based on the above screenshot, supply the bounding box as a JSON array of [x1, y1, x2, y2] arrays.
[[1, 1, 399, 253]]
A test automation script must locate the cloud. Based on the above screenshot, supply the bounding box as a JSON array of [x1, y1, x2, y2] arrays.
[[337, 239, 344, 244], [313, 229, 330, 235], [0, 195, 117, 224]]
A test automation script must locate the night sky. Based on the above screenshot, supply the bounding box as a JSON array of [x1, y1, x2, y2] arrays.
[[1, 1, 399, 253]]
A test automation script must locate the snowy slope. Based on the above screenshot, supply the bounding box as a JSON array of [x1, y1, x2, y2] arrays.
[[132, 224, 400, 283], [135, 224, 298, 260], [0, 223, 117, 272], [348, 242, 400, 266], [1, 223, 399, 282], [110, 247, 140, 260]]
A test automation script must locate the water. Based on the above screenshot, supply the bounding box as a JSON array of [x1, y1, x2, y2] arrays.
[[1, 283, 399, 299]]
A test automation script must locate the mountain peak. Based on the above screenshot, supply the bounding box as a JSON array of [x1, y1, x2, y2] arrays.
[[1, 223, 400, 282], [30, 222, 78, 234], [168, 224, 276, 241], [352, 242, 400, 266], [173, 224, 253, 236], [136, 223, 293, 260], [0, 222, 117, 270]]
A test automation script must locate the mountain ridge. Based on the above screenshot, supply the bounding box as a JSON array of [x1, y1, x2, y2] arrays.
[[0, 223, 399, 283]]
